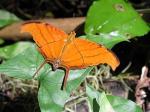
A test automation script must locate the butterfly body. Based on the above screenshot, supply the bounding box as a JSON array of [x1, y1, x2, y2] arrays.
[[21, 22, 119, 89]]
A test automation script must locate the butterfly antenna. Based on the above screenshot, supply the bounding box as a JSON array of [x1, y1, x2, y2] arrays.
[[61, 69, 69, 90], [33, 60, 47, 78]]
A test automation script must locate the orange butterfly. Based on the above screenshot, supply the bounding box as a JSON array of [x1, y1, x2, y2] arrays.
[[21, 22, 119, 89]]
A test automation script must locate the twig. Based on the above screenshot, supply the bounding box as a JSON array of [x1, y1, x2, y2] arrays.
[[135, 66, 150, 111]]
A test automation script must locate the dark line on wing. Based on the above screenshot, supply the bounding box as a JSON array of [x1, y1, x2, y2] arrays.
[[62, 45, 101, 58], [72, 41, 102, 54], [73, 41, 85, 66], [35, 24, 48, 45], [36, 24, 55, 58], [83, 51, 103, 58], [45, 24, 56, 41], [39, 39, 63, 48], [23, 21, 41, 25], [79, 45, 100, 52], [64, 51, 103, 63]]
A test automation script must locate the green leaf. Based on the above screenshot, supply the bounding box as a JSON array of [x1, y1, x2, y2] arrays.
[[85, 0, 150, 48], [99, 92, 115, 112], [0, 44, 39, 79], [107, 95, 142, 112], [66, 67, 93, 93], [86, 85, 142, 112], [38, 71, 69, 112], [0, 10, 21, 28], [0, 45, 93, 112], [38, 66, 92, 112], [86, 85, 100, 112], [0, 42, 33, 59], [81, 34, 128, 49]]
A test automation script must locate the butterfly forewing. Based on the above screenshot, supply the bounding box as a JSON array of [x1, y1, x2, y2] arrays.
[[21, 22, 68, 59], [21, 22, 67, 47]]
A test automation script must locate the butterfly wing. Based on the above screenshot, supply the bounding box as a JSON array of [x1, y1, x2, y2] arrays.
[[21, 22, 68, 59], [21, 22, 119, 89], [21, 22, 119, 70], [61, 38, 119, 70]]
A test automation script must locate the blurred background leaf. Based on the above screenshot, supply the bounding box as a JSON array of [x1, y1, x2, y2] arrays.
[[0, 10, 21, 28], [0, 42, 33, 59]]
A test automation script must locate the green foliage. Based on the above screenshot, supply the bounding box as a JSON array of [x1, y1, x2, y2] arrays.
[[0, 42, 33, 59], [0, 10, 21, 28], [0, 44, 92, 112], [86, 85, 142, 112], [85, 0, 150, 48], [0, 44, 36, 79]]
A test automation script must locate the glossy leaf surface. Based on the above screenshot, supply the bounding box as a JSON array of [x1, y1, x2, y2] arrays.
[[85, 0, 150, 48]]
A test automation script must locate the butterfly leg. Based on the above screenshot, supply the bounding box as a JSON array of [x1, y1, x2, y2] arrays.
[[33, 60, 47, 78], [61, 68, 69, 90]]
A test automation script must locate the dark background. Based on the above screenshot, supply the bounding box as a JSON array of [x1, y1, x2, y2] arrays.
[[0, 0, 149, 19]]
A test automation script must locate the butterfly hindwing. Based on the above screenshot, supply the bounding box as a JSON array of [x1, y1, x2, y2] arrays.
[[61, 38, 119, 70]]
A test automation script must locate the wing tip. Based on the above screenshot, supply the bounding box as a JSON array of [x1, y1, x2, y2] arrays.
[[21, 21, 48, 34], [21, 21, 48, 33], [110, 51, 120, 71], [100, 45, 120, 71], [21, 21, 41, 33], [112, 60, 120, 71]]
